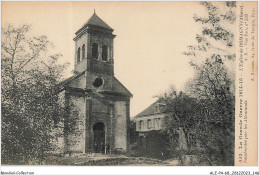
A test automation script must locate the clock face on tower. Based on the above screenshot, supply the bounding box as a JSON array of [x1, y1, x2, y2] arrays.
[[92, 77, 104, 88]]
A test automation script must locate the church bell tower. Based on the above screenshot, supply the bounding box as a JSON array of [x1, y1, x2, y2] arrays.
[[73, 11, 116, 91]]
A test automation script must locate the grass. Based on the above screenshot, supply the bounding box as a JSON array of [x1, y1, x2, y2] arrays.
[[44, 155, 172, 166]]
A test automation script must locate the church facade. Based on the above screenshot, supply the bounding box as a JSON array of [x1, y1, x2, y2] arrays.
[[58, 12, 132, 154]]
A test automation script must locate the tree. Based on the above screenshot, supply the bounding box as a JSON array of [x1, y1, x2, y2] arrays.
[[160, 2, 236, 166], [183, 2, 236, 165], [1, 24, 69, 164], [184, 1, 236, 66], [159, 90, 205, 164]]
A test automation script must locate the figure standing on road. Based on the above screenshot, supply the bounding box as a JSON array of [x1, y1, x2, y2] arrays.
[[94, 142, 98, 153], [101, 142, 105, 153]]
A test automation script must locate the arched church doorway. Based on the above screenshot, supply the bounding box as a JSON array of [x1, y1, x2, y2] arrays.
[[93, 122, 105, 153]]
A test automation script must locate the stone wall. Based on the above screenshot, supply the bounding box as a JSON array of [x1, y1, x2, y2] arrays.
[[114, 101, 127, 151], [67, 95, 86, 153], [74, 33, 88, 72], [69, 73, 86, 89], [50, 90, 66, 154]]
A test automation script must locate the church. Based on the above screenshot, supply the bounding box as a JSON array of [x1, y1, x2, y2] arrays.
[[57, 12, 132, 154]]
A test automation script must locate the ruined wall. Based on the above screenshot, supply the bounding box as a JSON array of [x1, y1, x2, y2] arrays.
[[68, 95, 86, 153], [50, 90, 66, 154], [114, 101, 127, 151], [85, 72, 113, 92]]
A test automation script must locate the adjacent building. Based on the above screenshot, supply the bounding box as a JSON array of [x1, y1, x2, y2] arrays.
[[135, 97, 207, 160], [134, 98, 169, 157], [135, 99, 166, 133]]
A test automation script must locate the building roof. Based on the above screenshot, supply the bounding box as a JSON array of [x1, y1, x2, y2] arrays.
[[59, 72, 84, 87], [59, 72, 132, 97], [76, 12, 113, 34], [112, 77, 132, 97], [135, 98, 166, 118]]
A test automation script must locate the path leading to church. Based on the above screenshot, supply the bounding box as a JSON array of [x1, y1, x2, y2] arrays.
[[45, 154, 179, 166]]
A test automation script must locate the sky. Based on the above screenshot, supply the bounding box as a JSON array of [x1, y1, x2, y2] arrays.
[[2, 1, 207, 117]]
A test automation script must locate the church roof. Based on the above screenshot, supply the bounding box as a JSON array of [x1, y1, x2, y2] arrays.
[[112, 77, 132, 97], [135, 98, 166, 118], [59, 72, 132, 97], [58, 71, 84, 87], [76, 12, 113, 34]]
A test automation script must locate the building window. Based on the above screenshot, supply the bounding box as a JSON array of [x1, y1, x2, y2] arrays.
[[77, 47, 80, 63], [155, 104, 166, 113], [160, 104, 166, 112], [155, 105, 159, 113], [158, 118, 161, 128], [92, 43, 98, 59], [140, 121, 143, 130], [82, 44, 85, 60], [102, 45, 108, 61], [92, 77, 103, 88], [147, 119, 152, 129]]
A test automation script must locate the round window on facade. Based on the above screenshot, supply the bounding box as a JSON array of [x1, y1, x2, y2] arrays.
[[93, 77, 104, 88]]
